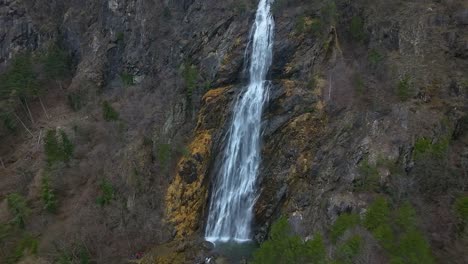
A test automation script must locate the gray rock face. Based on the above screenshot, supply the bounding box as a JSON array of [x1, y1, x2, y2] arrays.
[[0, 0, 38, 70]]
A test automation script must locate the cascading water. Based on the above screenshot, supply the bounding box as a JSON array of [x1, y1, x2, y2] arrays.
[[205, 0, 275, 243]]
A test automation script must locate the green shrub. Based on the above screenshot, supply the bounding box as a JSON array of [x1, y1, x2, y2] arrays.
[[233, 1, 247, 14], [1, 113, 17, 133], [43, 45, 71, 81], [56, 244, 90, 264], [397, 75, 412, 101], [7, 193, 30, 228], [354, 159, 380, 192], [44, 129, 74, 165], [120, 72, 134, 86], [182, 63, 198, 99], [61, 131, 74, 163], [253, 217, 327, 264], [304, 234, 327, 264], [392, 229, 434, 264], [157, 143, 172, 167], [368, 49, 383, 65], [0, 53, 39, 101], [271, 0, 293, 15], [116, 32, 124, 42], [44, 129, 62, 165], [395, 202, 417, 231], [6, 233, 38, 264], [67, 91, 84, 111], [41, 176, 57, 213], [413, 136, 450, 160], [336, 235, 362, 263], [350, 16, 365, 42], [413, 138, 432, 159], [354, 74, 365, 96], [455, 196, 468, 223], [96, 179, 115, 206], [295, 16, 307, 34], [102, 101, 119, 121], [364, 197, 390, 231], [321, 1, 338, 26], [331, 213, 360, 242], [163, 6, 172, 18], [0, 223, 13, 243], [363, 199, 434, 263]]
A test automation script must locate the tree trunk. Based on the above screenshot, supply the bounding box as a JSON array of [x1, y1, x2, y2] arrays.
[[39, 97, 50, 119], [23, 100, 34, 125], [13, 112, 34, 137]]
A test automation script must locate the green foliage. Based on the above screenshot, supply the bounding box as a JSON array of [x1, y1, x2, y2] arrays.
[[6, 233, 38, 264], [397, 75, 412, 101], [295, 15, 307, 34], [67, 90, 84, 111], [120, 72, 134, 86], [232, 1, 247, 14], [304, 234, 327, 264], [354, 159, 380, 192], [331, 213, 360, 242], [321, 1, 338, 26], [455, 196, 468, 223], [116, 32, 124, 42], [157, 143, 172, 167], [368, 49, 383, 65], [391, 230, 434, 264], [307, 76, 317, 90], [336, 235, 362, 263], [102, 101, 119, 121], [61, 131, 74, 163], [364, 197, 390, 231], [44, 129, 61, 165], [163, 6, 172, 18], [0, 53, 39, 101], [252, 217, 327, 264], [41, 176, 57, 213], [56, 245, 90, 264], [354, 74, 365, 96], [364, 198, 434, 264], [350, 16, 365, 42], [7, 193, 30, 228], [96, 179, 115, 206], [43, 45, 71, 81], [413, 138, 431, 159], [0, 223, 13, 243], [271, 0, 294, 15], [182, 63, 199, 99], [413, 136, 450, 160], [1, 113, 17, 133], [44, 129, 74, 165]]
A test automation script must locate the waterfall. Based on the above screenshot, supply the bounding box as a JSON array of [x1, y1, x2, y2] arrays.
[[205, 0, 275, 243]]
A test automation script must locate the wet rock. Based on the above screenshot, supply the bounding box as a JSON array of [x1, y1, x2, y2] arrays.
[[454, 9, 468, 26]]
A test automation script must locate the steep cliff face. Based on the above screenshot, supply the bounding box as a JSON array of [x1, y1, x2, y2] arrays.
[[0, 0, 467, 263]]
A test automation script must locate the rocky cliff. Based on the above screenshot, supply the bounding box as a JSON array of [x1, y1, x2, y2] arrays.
[[0, 0, 467, 263]]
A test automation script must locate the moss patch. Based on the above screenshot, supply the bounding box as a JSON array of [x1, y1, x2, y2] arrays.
[[165, 131, 212, 238]]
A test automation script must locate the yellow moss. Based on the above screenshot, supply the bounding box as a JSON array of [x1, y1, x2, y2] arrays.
[[202, 87, 227, 104], [165, 131, 213, 238], [282, 80, 296, 97]]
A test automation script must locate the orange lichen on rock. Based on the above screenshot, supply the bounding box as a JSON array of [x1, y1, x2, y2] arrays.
[[165, 130, 213, 238], [202, 87, 227, 104]]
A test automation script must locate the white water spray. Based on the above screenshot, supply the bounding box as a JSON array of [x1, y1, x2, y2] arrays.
[[205, 0, 275, 243]]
